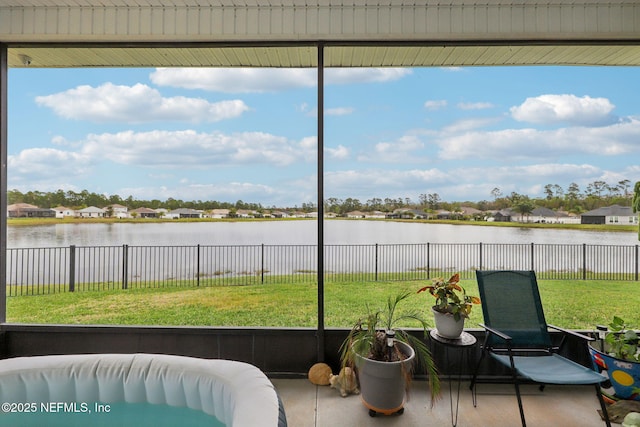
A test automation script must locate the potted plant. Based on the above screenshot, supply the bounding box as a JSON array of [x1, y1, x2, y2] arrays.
[[339, 291, 440, 417], [417, 273, 481, 339], [590, 316, 640, 401]]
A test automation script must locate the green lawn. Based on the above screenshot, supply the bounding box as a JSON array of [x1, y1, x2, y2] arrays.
[[7, 279, 640, 330]]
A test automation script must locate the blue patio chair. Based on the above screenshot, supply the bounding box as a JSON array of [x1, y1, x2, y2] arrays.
[[470, 270, 611, 427]]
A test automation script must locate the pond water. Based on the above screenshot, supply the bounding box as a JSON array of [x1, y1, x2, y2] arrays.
[[7, 220, 638, 248]]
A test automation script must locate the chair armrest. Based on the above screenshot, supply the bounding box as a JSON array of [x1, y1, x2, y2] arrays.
[[548, 324, 595, 342], [479, 323, 512, 342]]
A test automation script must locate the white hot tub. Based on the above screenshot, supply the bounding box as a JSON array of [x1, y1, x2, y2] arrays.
[[0, 353, 287, 427]]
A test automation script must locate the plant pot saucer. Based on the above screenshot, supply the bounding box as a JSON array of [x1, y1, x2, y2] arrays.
[[430, 329, 476, 346], [362, 399, 405, 417]]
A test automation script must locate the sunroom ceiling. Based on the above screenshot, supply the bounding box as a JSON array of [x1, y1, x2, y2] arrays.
[[7, 44, 640, 69], [1, 0, 640, 68]]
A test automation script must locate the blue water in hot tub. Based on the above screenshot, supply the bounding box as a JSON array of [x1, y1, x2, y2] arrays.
[[0, 401, 226, 427]]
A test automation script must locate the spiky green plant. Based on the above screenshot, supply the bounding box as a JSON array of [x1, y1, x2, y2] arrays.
[[339, 291, 440, 404]]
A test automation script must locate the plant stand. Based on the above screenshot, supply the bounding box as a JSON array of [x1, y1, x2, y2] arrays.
[[430, 330, 477, 427]]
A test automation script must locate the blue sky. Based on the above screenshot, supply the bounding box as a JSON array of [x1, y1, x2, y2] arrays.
[[7, 65, 640, 208]]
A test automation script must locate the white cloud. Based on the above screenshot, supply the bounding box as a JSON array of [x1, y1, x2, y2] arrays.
[[437, 118, 640, 161], [441, 117, 502, 133], [324, 167, 456, 201], [358, 135, 426, 163], [476, 163, 602, 182], [35, 83, 249, 123], [120, 182, 277, 203], [325, 68, 411, 84], [8, 148, 92, 188], [424, 100, 447, 111], [510, 94, 616, 126], [150, 68, 411, 93], [79, 129, 315, 168], [324, 163, 609, 202], [326, 145, 350, 160], [326, 107, 354, 116], [150, 68, 316, 93], [457, 101, 494, 110], [9, 148, 91, 176]]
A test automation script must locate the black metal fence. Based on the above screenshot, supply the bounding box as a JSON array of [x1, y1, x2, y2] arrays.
[[6, 242, 640, 296]]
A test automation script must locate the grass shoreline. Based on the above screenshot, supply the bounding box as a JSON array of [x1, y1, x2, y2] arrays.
[[8, 216, 637, 233], [7, 279, 638, 330]]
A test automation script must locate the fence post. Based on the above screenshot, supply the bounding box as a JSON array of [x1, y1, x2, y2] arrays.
[[530, 242, 535, 271], [122, 244, 128, 290], [478, 242, 483, 271], [635, 245, 638, 282], [261, 244, 265, 284], [69, 245, 76, 292], [427, 242, 430, 277], [375, 243, 379, 281], [582, 243, 587, 281], [197, 244, 200, 287]]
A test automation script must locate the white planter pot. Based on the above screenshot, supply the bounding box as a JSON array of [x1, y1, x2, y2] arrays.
[[432, 307, 465, 339], [354, 340, 415, 416]]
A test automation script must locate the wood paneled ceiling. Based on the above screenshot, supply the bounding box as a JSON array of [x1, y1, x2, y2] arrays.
[[2, 0, 640, 68]]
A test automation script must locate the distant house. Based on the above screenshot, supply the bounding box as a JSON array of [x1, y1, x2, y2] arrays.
[[52, 206, 75, 218], [209, 209, 230, 219], [581, 205, 638, 225], [107, 204, 129, 219], [289, 211, 308, 218], [165, 208, 201, 219], [8, 203, 35, 217], [76, 206, 106, 218], [493, 209, 514, 222], [459, 206, 482, 218], [346, 210, 365, 218], [364, 211, 386, 219], [270, 210, 289, 218], [521, 207, 576, 224], [129, 207, 158, 218], [388, 209, 428, 219], [557, 211, 581, 224], [7, 203, 55, 218], [516, 207, 557, 223], [235, 209, 256, 218], [436, 210, 452, 219]]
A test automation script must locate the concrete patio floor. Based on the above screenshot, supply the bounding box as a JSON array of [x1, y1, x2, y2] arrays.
[[273, 378, 610, 427]]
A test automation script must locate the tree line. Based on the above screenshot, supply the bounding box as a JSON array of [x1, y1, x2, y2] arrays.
[[8, 189, 264, 212], [326, 179, 636, 215], [8, 178, 636, 216]]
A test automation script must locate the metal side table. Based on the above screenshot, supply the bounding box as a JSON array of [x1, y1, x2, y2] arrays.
[[430, 330, 477, 427]]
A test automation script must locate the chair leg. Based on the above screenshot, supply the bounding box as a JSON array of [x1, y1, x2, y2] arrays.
[[469, 348, 487, 407], [512, 371, 527, 427], [594, 384, 611, 427]]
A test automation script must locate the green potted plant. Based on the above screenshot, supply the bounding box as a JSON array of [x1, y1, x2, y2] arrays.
[[418, 273, 481, 339], [590, 316, 640, 401], [339, 291, 440, 417]]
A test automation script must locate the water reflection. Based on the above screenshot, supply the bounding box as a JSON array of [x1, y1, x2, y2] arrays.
[[7, 219, 637, 248]]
